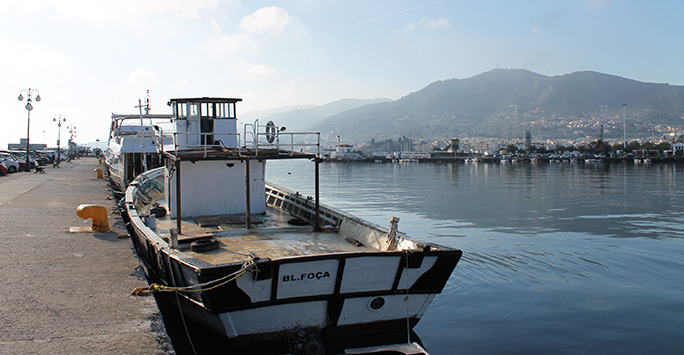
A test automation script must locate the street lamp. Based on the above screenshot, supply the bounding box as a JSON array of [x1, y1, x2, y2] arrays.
[[18, 88, 41, 172], [53, 115, 66, 164]]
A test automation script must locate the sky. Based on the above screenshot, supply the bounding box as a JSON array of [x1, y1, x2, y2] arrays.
[[1, 0, 683, 147]]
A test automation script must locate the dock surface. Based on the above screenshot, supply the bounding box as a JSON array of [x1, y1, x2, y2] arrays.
[[0, 158, 170, 354]]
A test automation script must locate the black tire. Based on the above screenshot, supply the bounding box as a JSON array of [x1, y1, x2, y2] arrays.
[[150, 206, 167, 218], [8, 166, 17, 173], [191, 238, 220, 252], [288, 218, 309, 226]]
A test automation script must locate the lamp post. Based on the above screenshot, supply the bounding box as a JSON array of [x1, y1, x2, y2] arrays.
[[53, 115, 66, 164], [18, 88, 41, 172]]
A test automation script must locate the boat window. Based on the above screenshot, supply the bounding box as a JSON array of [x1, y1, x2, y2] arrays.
[[175, 103, 188, 119], [190, 103, 199, 117], [215, 102, 235, 119], [201, 102, 215, 118], [218, 103, 226, 118]]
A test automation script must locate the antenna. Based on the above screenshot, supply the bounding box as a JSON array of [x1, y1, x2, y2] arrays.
[[144, 89, 151, 115]]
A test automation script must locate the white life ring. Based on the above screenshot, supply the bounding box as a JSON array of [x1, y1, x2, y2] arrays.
[[266, 121, 276, 143]]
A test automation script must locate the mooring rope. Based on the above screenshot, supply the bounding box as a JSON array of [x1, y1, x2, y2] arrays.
[[132, 255, 257, 296]]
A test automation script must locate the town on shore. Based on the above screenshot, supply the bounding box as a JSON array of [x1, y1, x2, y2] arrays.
[[323, 134, 684, 164]]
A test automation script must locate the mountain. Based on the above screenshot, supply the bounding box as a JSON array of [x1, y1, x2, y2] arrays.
[[310, 69, 684, 142], [241, 98, 391, 131]]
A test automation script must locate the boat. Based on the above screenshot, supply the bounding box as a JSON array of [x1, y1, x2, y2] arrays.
[[122, 97, 462, 350], [104, 112, 173, 191]]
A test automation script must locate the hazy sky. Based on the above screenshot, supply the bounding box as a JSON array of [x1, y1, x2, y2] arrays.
[[1, 0, 682, 146]]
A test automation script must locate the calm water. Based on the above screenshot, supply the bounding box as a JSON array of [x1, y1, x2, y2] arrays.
[[266, 160, 684, 354]]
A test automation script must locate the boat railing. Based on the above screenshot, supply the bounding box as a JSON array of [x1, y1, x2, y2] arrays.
[[165, 121, 320, 159], [255, 130, 321, 156], [250, 119, 320, 156], [170, 131, 244, 157]]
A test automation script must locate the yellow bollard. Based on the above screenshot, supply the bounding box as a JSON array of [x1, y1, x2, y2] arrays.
[[76, 204, 110, 232], [94, 168, 103, 179]]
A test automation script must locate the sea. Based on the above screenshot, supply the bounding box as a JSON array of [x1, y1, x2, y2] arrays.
[[263, 159, 684, 354]]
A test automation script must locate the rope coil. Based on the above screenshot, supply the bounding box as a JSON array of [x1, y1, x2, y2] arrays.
[[132, 255, 257, 296]]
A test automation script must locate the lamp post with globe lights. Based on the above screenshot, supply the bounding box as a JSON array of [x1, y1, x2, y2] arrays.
[[54, 115, 66, 165], [18, 88, 41, 172]]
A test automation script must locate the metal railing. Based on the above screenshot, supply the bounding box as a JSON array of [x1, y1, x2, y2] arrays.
[[159, 119, 320, 159]]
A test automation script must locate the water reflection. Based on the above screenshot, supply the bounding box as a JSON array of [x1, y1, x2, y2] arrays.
[[267, 160, 684, 353]]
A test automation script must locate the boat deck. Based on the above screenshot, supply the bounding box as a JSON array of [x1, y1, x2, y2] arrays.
[[154, 206, 372, 265]]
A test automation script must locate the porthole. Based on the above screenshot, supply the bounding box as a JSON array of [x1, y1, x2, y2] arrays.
[[368, 297, 385, 311]]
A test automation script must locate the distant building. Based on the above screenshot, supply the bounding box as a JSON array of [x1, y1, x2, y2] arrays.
[[673, 142, 684, 156], [448, 138, 460, 152], [7, 138, 47, 151]]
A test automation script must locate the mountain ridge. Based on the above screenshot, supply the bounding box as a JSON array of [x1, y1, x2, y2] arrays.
[[311, 69, 684, 142], [247, 69, 684, 143]]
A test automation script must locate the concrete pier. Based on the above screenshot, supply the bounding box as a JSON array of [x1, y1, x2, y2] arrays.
[[0, 158, 171, 354]]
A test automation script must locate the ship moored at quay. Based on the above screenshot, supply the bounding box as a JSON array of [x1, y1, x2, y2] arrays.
[[118, 97, 461, 353]]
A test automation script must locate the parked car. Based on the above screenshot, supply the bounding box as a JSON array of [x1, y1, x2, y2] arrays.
[[0, 153, 20, 173], [1, 150, 36, 170], [0, 162, 7, 176], [30, 150, 52, 165]]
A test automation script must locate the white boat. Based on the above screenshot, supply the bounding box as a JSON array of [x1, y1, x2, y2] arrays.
[[104, 113, 173, 191], [122, 97, 462, 350]]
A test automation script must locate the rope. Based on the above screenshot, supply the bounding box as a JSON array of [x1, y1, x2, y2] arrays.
[[132, 256, 257, 296]]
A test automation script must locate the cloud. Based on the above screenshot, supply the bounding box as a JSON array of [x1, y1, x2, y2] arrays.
[[407, 18, 449, 30], [125, 68, 158, 85], [531, 26, 541, 34], [323, 0, 445, 35], [208, 34, 259, 52], [0, 39, 70, 73], [240, 6, 295, 34], [0, 0, 220, 24], [236, 61, 277, 76]]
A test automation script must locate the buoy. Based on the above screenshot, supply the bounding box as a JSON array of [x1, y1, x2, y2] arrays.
[[94, 168, 103, 179], [76, 204, 110, 232]]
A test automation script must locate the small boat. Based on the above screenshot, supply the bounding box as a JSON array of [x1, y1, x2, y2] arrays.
[[104, 112, 173, 191], [122, 97, 462, 349]]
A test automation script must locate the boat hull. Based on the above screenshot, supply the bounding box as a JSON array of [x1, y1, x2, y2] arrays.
[[122, 168, 462, 348], [124, 216, 460, 347]]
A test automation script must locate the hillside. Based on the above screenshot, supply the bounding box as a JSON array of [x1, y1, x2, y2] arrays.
[[241, 98, 390, 131], [310, 69, 684, 142]]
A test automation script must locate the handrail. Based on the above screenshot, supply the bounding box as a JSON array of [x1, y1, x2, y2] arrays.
[[162, 119, 320, 159]]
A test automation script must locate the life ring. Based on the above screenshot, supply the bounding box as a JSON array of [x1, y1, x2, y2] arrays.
[[265, 121, 276, 143], [191, 238, 220, 252]]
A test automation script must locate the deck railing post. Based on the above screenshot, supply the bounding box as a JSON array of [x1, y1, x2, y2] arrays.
[[315, 156, 320, 231], [176, 159, 182, 234], [245, 157, 251, 229]]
